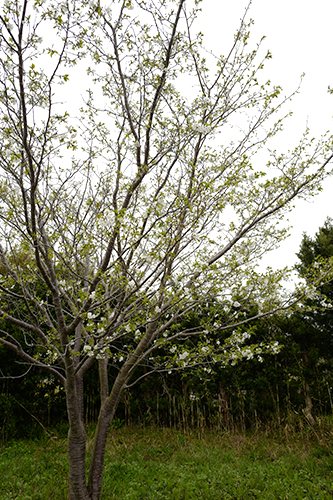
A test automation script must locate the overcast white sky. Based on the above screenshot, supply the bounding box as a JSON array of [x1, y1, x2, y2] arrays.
[[199, 0, 333, 270]]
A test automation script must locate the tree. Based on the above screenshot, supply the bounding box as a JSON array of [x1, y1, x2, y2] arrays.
[[0, 0, 332, 498], [283, 218, 333, 424]]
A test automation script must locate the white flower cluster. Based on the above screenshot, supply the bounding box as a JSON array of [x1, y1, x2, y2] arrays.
[[87, 311, 98, 320], [46, 349, 58, 363], [99, 219, 110, 229], [304, 286, 317, 300], [270, 341, 280, 355], [191, 123, 211, 134], [242, 348, 254, 360], [228, 331, 250, 346], [229, 352, 239, 366], [83, 345, 94, 357], [179, 351, 189, 360], [320, 299, 333, 308], [189, 393, 199, 401], [96, 347, 108, 360], [83, 343, 109, 359], [134, 329, 142, 340]]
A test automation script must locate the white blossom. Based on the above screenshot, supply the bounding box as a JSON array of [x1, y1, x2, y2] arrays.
[[304, 287, 317, 300], [96, 347, 108, 360], [46, 349, 58, 362], [192, 123, 211, 134], [83, 345, 94, 357], [270, 341, 280, 355], [179, 351, 189, 360], [242, 348, 254, 360]]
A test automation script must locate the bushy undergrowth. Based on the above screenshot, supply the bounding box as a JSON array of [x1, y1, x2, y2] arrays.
[[1, 424, 333, 499]]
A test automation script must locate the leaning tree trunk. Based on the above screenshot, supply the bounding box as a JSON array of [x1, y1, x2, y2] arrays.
[[87, 372, 127, 500], [87, 322, 157, 499]]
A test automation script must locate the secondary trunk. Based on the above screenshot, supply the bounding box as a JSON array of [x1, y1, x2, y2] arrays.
[[87, 374, 126, 500], [88, 321, 157, 498], [98, 357, 109, 405]]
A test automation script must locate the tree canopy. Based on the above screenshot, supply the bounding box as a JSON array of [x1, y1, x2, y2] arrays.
[[0, 1, 333, 498]]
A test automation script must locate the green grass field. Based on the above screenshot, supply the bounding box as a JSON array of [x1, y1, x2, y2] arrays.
[[1, 425, 333, 499]]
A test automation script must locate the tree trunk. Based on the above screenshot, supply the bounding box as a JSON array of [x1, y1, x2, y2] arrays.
[[88, 322, 157, 498], [98, 357, 109, 406], [87, 373, 126, 499], [68, 426, 90, 500], [303, 351, 315, 426], [66, 370, 90, 499], [304, 379, 315, 426]]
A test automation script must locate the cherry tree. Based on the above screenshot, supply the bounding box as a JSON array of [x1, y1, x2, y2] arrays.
[[0, 0, 332, 498]]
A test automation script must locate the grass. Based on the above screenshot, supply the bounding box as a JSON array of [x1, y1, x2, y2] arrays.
[[1, 424, 333, 499]]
